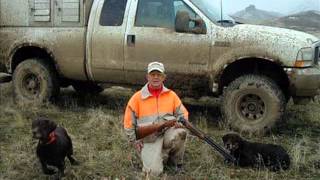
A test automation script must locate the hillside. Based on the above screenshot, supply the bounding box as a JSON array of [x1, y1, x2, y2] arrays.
[[288, 0, 320, 15], [262, 10, 320, 37], [232, 5, 282, 24]]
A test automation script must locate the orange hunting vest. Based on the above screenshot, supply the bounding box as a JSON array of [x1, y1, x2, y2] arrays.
[[124, 84, 188, 130]]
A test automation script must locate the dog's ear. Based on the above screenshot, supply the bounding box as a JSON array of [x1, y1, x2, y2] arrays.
[[45, 119, 57, 132], [37, 117, 57, 133], [233, 134, 244, 147], [31, 119, 38, 129]]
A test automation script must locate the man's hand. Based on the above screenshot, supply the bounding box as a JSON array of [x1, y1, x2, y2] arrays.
[[159, 120, 176, 130], [174, 121, 185, 129], [161, 119, 187, 129]]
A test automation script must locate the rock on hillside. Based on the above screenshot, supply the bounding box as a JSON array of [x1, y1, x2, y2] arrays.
[[232, 5, 283, 24]]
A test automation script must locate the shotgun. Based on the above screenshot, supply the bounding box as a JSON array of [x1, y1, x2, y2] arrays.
[[178, 117, 236, 163]]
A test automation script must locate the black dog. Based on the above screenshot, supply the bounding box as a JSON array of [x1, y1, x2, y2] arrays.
[[222, 133, 290, 171], [32, 117, 78, 179]]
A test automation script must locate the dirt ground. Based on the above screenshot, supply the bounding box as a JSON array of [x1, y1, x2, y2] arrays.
[[1, 82, 320, 180]]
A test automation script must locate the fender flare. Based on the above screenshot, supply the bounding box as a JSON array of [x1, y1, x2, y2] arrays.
[[211, 55, 284, 94], [7, 43, 61, 75]]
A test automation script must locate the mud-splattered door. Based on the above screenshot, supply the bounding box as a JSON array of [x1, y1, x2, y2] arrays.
[[124, 0, 212, 85], [89, 0, 129, 82]]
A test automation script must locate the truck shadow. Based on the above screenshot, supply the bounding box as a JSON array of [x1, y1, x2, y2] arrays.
[[1, 83, 316, 137]]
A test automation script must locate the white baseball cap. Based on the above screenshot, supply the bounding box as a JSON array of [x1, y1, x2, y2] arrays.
[[147, 62, 165, 73]]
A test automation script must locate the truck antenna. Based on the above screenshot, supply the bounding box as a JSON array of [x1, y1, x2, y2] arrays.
[[220, 0, 223, 25]]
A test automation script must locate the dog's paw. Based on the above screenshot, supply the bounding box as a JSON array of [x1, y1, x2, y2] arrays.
[[54, 174, 63, 180], [55, 170, 65, 180], [43, 168, 56, 175], [224, 159, 236, 166], [71, 160, 80, 166], [68, 156, 80, 165]]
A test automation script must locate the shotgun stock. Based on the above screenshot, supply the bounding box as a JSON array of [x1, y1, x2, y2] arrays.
[[136, 120, 176, 140], [178, 117, 236, 163]]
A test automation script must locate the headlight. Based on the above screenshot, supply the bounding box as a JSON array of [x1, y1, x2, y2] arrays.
[[315, 42, 320, 64], [295, 47, 313, 67]]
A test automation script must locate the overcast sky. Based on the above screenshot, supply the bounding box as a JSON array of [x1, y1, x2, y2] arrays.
[[218, 0, 320, 15]]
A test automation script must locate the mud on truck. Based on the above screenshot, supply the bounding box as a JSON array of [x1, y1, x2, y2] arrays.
[[0, 0, 320, 135]]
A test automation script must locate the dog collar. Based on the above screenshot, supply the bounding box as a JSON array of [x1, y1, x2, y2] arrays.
[[47, 131, 56, 144]]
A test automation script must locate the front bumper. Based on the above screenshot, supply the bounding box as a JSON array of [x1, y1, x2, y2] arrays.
[[286, 66, 320, 97]]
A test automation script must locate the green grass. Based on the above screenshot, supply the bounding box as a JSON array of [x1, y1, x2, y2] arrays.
[[1, 83, 320, 179]]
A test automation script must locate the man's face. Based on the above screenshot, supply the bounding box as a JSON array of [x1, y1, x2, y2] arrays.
[[147, 71, 166, 89]]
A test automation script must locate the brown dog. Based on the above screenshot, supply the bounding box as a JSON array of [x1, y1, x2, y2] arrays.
[[222, 133, 290, 171], [32, 117, 78, 179]]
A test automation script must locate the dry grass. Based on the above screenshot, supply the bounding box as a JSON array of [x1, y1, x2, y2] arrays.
[[1, 82, 320, 180]]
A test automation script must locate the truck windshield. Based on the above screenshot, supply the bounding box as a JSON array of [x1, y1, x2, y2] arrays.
[[189, 0, 234, 24]]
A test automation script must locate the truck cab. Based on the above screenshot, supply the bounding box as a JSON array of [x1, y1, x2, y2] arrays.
[[87, 0, 212, 88]]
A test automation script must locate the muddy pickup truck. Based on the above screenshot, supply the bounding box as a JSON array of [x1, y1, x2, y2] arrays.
[[1, 0, 320, 134]]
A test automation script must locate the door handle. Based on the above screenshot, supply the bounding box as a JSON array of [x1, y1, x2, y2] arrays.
[[127, 35, 135, 47]]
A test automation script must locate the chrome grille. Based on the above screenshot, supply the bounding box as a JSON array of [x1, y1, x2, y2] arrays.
[[318, 47, 320, 63]]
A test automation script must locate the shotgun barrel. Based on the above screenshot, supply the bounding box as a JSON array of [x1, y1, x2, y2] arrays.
[[178, 117, 236, 163]]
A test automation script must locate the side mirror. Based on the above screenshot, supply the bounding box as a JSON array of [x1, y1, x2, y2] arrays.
[[175, 10, 206, 34], [190, 18, 207, 34], [175, 10, 191, 33]]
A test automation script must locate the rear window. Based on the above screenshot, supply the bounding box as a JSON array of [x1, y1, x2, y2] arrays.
[[100, 0, 127, 26]]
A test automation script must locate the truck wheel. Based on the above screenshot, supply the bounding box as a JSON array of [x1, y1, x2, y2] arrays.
[[72, 82, 104, 95], [222, 75, 285, 135], [13, 59, 59, 105]]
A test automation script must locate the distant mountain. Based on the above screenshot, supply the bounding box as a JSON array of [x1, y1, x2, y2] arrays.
[[288, 0, 320, 15], [261, 10, 320, 37], [231, 5, 283, 24]]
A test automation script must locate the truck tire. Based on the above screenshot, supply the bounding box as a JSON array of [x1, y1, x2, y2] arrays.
[[72, 82, 104, 95], [222, 74, 285, 135], [13, 59, 59, 105]]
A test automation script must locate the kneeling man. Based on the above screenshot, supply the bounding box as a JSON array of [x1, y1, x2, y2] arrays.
[[124, 62, 189, 176]]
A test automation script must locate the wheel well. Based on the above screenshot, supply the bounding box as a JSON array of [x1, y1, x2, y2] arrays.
[[219, 58, 290, 98], [11, 46, 57, 73]]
